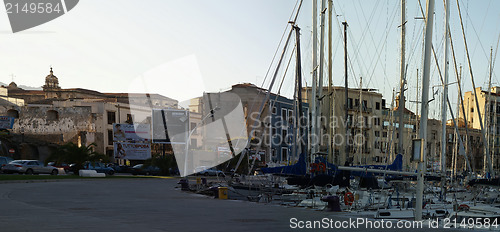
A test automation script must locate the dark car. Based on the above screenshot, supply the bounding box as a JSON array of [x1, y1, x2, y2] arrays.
[[75, 162, 115, 175], [131, 164, 161, 176], [0, 156, 13, 173], [106, 163, 131, 173]]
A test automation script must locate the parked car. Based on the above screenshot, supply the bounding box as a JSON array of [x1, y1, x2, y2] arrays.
[[0, 156, 13, 173], [106, 163, 131, 173], [131, 164, 161, 176], [47, 162, 70, 173], [195, 166, 225, 177], [2, 160, 59, 175], [81, 162, 115, 175]]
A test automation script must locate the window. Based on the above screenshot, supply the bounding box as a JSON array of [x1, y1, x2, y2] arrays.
[[347, 98, 353, 109], [362, 100, 368, 110], [354, 99, 360, 107], [281, 129, 288, 143], [281, 147, 288, 162], [375, 131, 380, 137], [382, 132, 388, 137], [47, 110, 59, 121], [347, 114, 353, 126], [281, 108, 287, 123], [381, 99, 386, 109], [108, 130, 113, 145], [471, 108, 474, 113], [376, 102, 380, 110], [288, 109, 293, 124], [272, 107, 277, 114], [191, 123, 197, 134], [107, 111, 116, 125], [126, 114, 133, 123], [7, 109, 18, 119]]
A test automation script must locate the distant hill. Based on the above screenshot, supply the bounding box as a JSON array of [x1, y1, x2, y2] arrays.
[[18, 85, 42, 90], [0, 81, 42, 90]]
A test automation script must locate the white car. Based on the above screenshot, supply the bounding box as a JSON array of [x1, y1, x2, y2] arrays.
[[2, 160, 59, 175], [194, 166, 225, 176]]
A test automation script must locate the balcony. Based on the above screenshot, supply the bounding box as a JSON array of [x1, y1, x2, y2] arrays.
[[345, 104, 372, 113]]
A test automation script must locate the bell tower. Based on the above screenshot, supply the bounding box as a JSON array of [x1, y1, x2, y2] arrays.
[[43, 67, 61, 98]]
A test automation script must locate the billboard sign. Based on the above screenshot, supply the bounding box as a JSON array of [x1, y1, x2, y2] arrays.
[[114, 142, 151, 160], [113, 123, 150, 142], [0, 116, 14, 129], [152, 109, 189, 144]]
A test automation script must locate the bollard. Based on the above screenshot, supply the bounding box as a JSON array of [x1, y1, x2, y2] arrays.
[[321, 195, 341, 212], [218, 187, 228, 199], [177, 179, 190, 191]]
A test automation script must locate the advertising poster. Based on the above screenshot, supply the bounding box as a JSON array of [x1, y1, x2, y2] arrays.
[[113, 123, 150, 142], [114, 142, 151, 160]]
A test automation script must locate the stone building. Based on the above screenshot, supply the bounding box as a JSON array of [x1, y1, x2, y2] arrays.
[[202, 83, 308, 166], [0, 68, 179, 161]]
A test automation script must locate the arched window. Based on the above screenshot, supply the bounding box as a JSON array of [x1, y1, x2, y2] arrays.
[[7, 109, 18, 119], [47, 110, 59, 121]]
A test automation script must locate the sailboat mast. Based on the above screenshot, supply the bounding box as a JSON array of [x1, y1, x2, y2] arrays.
[[440, 0, 450, 200], [328, 0, 333, 163], [398, 0, 406, 157], [485, 47, 493, 174], [293, 24, 305, 160], [343, 21, 349, 164], [416, 0, 434, 221], [317, 0, 327, 154], [311, 0, 318, 161], [456, 0, 494, 177]]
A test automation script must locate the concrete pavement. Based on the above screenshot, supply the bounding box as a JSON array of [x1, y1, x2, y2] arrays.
[[0, 178, 457, 231]]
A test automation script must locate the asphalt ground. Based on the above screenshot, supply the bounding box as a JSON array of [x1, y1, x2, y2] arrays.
[[0, 177, 462, 232]]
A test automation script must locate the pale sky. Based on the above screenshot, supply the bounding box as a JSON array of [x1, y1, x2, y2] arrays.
[[0, 0, 499, 119]]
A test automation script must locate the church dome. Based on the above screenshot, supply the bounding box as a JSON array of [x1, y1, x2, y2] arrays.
[[43, 67, 61, 91]]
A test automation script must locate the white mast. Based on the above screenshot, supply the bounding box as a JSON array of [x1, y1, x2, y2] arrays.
[[398, 0, 406, 158], [440, 0, 450, 200], [416, 0, 434, 221], [310, 0, 318, 162]]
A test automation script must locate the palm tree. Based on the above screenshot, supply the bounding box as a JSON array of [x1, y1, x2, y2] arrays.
[[46, 142, 108, 174]]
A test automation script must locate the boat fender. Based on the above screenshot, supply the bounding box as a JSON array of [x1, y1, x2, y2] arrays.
[[344, 192, 354, 206], [458, 204, 470, 211], [310, 163, 319, 173]]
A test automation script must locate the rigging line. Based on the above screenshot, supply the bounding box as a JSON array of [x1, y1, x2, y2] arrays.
[[260, 0, 300, 90], [269, 45, 297, 118], [407, 1, 424, 64], [364, 3, 399, 88], [244, 0, 301, 125], [331, 2, 358, 85], [350, 0, 391, 85], [456, 0, 493, 65], [277, 45, 297, 96], [233, 1, 304, 177], [360, 3, 398, 89], [350, 0, 382, 67], [357, 2, 398, 83], [492, 31, 500, 85], [355, 0, 381, 47]]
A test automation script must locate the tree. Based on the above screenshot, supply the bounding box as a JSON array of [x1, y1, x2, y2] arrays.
[[45, 142, 108, 174]]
